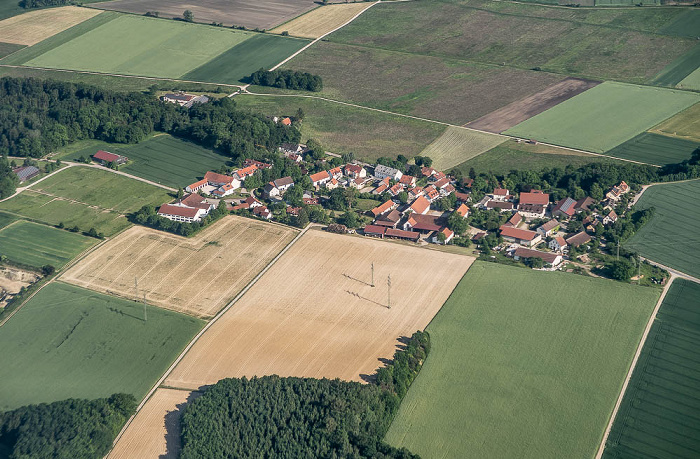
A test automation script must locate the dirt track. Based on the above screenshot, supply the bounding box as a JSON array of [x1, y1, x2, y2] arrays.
[[61, 216, 297, 318], [165, 230, 474, 389], [465, 77, 600, 134]]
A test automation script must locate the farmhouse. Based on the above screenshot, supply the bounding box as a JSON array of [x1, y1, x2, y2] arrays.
[[93, 150, 127, 166], [566, 231, 592, 248], [157, 193, 213, 223], [513, 247, 563, 268], [537, 219, 560, 237], [345, 164, 366, 179], [263, 176, 294, 199], [518, 203, 546, 219], [500, 225, 542, 247], [551, 197, 577, 219], [161, 93, 209, 108], [485, 200, 515, 212], [408, 196, 431, 215], [374, 164, 402, 181], [310, 170, 331, 189], [12, 165, 40, 183], [404, 214, 442, 233], [519, 190, 549, 206], [371, 199, 396, 218], [549, 236, 567, 253], [374, 209, 401, 228]]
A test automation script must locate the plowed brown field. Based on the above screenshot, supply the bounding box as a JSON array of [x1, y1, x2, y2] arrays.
[[61, 216, 297, 318], [165, 230, 474, 389]]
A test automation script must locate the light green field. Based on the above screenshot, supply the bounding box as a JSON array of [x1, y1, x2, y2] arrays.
[[0, 166, 171, 236], [419, 126, 504, 171], [25, 14, 255, 78], [650, 102, 700, 143], [678, 66, 700, 91], [0, 220, 95, 269], [505, 82, 700, 153], [385, 262, 659, 458], [0, 282, 203, 411]]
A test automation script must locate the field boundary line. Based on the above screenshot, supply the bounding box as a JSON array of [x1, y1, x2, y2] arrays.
[[107, 223, 309, 457], [267, 1, 379, 72], [595, 275, 675, 459]]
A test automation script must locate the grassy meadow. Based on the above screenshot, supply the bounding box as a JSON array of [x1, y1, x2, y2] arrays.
[[650, 102, 700, 143], [603, 278, 700, 459], [0, 166, 171, 236], [419, 126, 505, 171], [606, 132, 700, 166], [385, 262, 659, 458], [234, 94, 446, 161], [626, 179, 700, 279], [0, 282, 204, 411], [504, 82, 700, 153], [0, 220, 95, 269]]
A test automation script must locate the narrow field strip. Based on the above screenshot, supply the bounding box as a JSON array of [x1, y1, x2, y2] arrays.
[[419, 126, 505, 171], [270, 2, 375, 39]]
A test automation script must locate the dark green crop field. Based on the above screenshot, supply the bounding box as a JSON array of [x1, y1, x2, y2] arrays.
[[626, 179, 700, 279], [0, 282, 204, 411], [606, 133, 700, 166], [659, 9, 700, 38], [651, 44, 700, 88], [603, 278, 700, 459]]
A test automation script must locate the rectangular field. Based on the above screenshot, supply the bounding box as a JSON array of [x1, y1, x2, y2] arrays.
[[650, 102, 700, 143], [603, 278, 700, 459], [625, 179, 700, 280], [384, 261, 659, 459], [234, 94, 446, 161], [419, 126, 505, 171], [504, 82, 700, 153], [466, 77, 600, 134], [270, 2, 374, 39], [23, 14, 255, 79], [62, 216, 297, 318], [0, 6, 101, 46], [164, 230, 474, 389], [0, 166, 171, 236], [0, 282, 203, 411], [0, 220, 95, 269], [92, 0, 317, 30], [606, 132, 700, 166], [181, 34, 309, 84]]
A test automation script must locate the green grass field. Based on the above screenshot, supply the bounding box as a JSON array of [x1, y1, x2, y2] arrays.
[[419, 126, 505, 171], [0, 220, 95, 269], [452, 140, 622, 175], [606, 132, 700, 166], [659, 9, 700, 38], [626, 179, 700, 279], [678, 66, 700, 92], [385, 261, 659, 459], [0, 166, 171, 236], [650, 102, 700, 143], [651, 44, 700, 88], [504, 82, 700, 153], [182, 34, 310, 84], [22, 14, 252, 78], [0, 282, 203, 411], [56, 135, 230, 188], [603, 278, 700, 459], [327, 0, 696, 84], [0, 212, 16, 230], [0, 42, 23, 59], [234, 94, 446, 161]]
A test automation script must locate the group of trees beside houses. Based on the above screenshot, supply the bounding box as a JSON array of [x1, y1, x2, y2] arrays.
[[0, 394, 136, 458], [179, 331, 430, 458], [0, 77, 299, 159], [248, 69, 323, 92]]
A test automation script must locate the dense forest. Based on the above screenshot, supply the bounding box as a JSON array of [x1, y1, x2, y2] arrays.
[[180, 331, 430, 458], [0, 77, 299, 159], [0, 157, 18, 199], [0, 394, 136, 458], [248, 68, 323, 92]]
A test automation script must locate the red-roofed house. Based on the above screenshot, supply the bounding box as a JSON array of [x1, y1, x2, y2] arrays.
[[421, 166, 436, 177], [537, 219, 560, 237], [549, 236, 567, 253], [281, 117, 292, 126], [205, 171, 235, 187], [388, 183, 404, 196], [253, 205, 272, 220], [408, 196, 430, 215], [455, 203, 469, 218], [513, 247, 562, 267], [399, 175, 416, 187], [371, 199, 396, 218], [433, 227, 454, 244], [519, 190, 550, 206], [500, 225, 542, 247], [566, 231, 592, 247], [551, 197, 577, 219], [492, 188, 509, 201], [503, 212, 522, 227], [404, 214, 442, 232], [345, 164, 366, 179], [93, 150, 127, 165], [232, 196, 262, 211], [424, 185, 440, 202], [328, 166, 343, 179], [185, 178, 208, 193], [234, 165, 258, 181], [309, 170, 331, 189]]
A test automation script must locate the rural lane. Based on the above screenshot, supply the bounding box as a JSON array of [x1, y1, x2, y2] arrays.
[[64, 162, 178, 192]]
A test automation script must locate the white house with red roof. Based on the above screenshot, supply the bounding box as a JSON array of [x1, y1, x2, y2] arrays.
[[549, 236, 567, 253], [399, 175, 416, 188], [310, 170, 331, 189], [345, 164, 366, 179], [157, 193, 213, 223], [408, 195, 431, 215]]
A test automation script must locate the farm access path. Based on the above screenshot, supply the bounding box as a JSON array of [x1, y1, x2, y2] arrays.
[[107, 223, 313, 457]]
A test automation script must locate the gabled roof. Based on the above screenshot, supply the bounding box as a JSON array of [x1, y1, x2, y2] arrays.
[[310, 170, 331, 183], [493, 188, 509, 196], [440, 227, 454, 239], [187, 178, 208, 190], [486, 200, 514, 210], [94, 150, 122, 162], [519, 191, 549, 205], [455, 203, 469, 217], [538, 219, 559, 232], [281, 117, 292, 126], [506, 212, 522, 226], [371, 199, 395, 217], [500, 225, 538, 241], [345, 164, 364, 174], [158, 203, 199, 218], [553, 236, 567, 247], [409, 195, 430, 214], [421, 166, 436, 177], [388, 183, 404, 195], [434, 177, 450, 189], [566, 231, 592, 247], [364, 225, 386, 236], [409, 214, 442, 232], [514, 247, 560, 264], [273, 176, 294, 188], [399, 175, 416, 185], [235, 165, 258, 179], [455, 192, 470, 202], [385, 228, 420, 240], [575, 196, 595, 210], [552, 197, 577, 216], [205, 171, 233, 184]]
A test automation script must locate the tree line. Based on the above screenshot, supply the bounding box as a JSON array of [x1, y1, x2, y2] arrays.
[[0, 77, 299, 159], [19, 0, 68, 8], [180, 331, 431, 458], [0, 394, 136, 458], [248, 68, 323, 92]]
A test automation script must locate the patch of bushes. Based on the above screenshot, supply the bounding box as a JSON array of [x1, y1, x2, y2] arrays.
[[248, 68, 323, 92]]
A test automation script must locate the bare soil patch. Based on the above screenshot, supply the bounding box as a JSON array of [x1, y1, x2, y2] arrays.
[[466, 77, 600, 134], [165, 230, 474, 390], [0, 6, 101, 45], [61, 216, 297, 318], [0, 266, 40, 308], [92, 0, 317, 29], [107, 389, 199, 459]]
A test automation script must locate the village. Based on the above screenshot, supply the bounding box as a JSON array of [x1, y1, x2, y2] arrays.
[[87, 132, 654, 280]]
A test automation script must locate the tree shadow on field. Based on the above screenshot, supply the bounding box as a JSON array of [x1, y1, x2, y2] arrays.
[[160, 390, 203, 459], [358, 335, 411, 384]]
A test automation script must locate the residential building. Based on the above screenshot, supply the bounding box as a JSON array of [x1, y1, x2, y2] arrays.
[[243, 159, 272, 170], [537, 219, 560, 237], [399, 175, 416, 188], [492, 188, 509, 201], [279, 143, 308, 156], [424, 185, 440, 202], [433, 227, 454, 244], [519, 190, 549, 206], [374, 209, 401, 228], [408, 196, 430, 215], [421, 166, 437, 177], [566, 231, 592, 248], [309, 170, 331, 189], [455, 192, 470, 203], [93, 150, 128, 165], [374, 164, 403, 181], [12, 165, 40, 182], [234, 165, 258, 181], [388, 183, 404, 196], [157, 193, 213, 223], [344, 164, 366, 179], [551, 197, 577, 219], [503, 212, 522, 227], [455, 203, 469, 218], [328, 166, 343, 179], [513, 247, 563, 268], [518, 203, 546, 219], [253, 205, 272, 220], [575, 196, 596, 212], [263, 176, 294, 198], [371, 199, 396, 218], [232, 196, 263, 211], [485, 200, 515, 212], [549, 236, 567, 253], [603, 210, 618, 225], [212, 183, 236, 197], [499, 225, 542, 247], [326, 178, 340, 190], [606, 181, 630, 202]]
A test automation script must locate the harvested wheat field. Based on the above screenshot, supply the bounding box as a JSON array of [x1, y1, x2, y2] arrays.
[[466, 77, 600, 134], [108, 389, 198, 459], [165, 230, 474, 390], [271, 2, 375, 39], [0, 6, 101, 45], [62, 216, 297, 318]]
